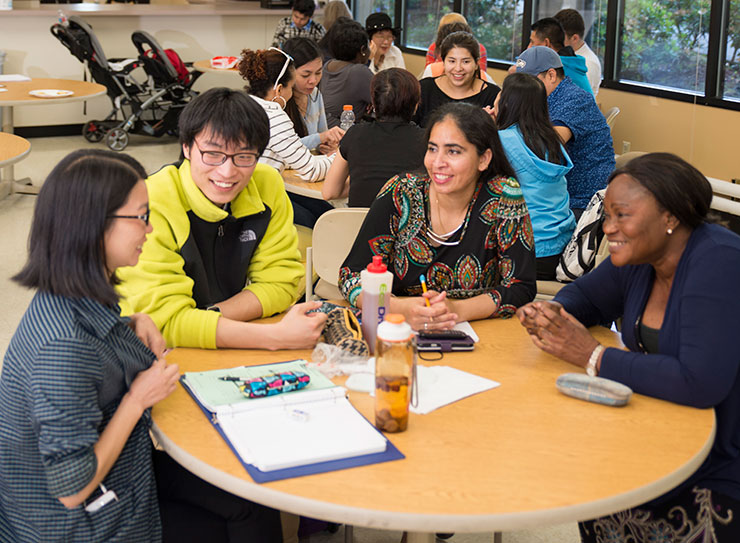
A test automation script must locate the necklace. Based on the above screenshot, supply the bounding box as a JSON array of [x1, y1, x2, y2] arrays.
[[426, 188, 468, 246]]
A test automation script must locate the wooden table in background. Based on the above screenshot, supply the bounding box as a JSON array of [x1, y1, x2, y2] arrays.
[[282, 168, 324, 199], [151, 318, 715, 543], [0, 78, 106, 195]]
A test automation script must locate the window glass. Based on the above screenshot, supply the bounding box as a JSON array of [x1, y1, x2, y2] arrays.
[[403, 0, 456, 50], [618, 0, 711, 94], [354, 0, 398, 32], [533, 0, 607, 75], [463, 0, 525, 63], [724, 0, 740, 100]]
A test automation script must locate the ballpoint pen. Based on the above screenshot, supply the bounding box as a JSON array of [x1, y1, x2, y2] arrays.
[[419, 274, 432, 307]]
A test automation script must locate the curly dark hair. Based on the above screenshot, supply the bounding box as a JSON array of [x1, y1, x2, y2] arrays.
[[238, 48, 295, 99]]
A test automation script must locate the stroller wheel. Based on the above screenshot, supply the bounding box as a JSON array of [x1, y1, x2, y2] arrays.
[[105, 128, 129, 152], [82, 121, 106, 143]]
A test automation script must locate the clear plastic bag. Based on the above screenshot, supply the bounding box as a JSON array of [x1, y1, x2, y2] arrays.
[[309, 342, 372, 378]]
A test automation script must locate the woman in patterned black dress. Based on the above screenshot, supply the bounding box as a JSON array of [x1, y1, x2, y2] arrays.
[[339, 102, 536, 331]]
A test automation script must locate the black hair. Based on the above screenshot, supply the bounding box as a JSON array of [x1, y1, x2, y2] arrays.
[[238, 48, 296, 100], [435, 22, 473, 56], [330, 19, 369, 62], [371, 68, 420, 123], [439, 31, 480, 66], [13, 149, 147, 306], [495, 73, 566, 166], [531, 17, 566, 51], [318, 16, 354, 59], [608, 153, 713, 229], [282, 37, 321, 69], [178, 87, 270, 155], [282, 38, 322, 138], [539, 66, 566, 80], [291, 0, 315, 18], [554, 9, 586, 39], [424, 102, 516, 183]]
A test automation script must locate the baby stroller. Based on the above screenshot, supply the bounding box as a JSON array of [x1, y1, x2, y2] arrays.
[[51, 16, 202, 151]]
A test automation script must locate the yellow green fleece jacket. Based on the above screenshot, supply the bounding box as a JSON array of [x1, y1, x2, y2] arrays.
[[117, 161, 302, 349]]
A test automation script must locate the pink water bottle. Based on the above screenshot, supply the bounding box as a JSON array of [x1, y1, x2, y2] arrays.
[[360, 255, 393, 354]]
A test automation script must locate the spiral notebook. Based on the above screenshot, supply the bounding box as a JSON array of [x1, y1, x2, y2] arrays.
[[180, 359, 404, 483]]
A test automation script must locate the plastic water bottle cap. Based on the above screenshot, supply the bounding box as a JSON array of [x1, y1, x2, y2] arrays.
[[377, 314, 413, 342], [366, 255, 387, 273], [343, 105, 353, 111]]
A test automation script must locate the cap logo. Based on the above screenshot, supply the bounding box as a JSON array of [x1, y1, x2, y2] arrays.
[[516, 58, 526, 68]]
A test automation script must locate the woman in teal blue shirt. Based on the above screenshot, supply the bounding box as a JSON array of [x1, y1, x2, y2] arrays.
[[493, 72, 575, 279]]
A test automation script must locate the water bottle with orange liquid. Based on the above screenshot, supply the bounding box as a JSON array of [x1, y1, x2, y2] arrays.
[[374, 314, 416, 433]]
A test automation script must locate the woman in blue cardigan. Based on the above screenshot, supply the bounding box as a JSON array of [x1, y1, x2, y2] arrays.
[[492, 72, 575, 279], [518, 152, 740, 542]]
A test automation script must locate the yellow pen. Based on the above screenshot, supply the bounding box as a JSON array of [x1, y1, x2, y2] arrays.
[[419, 274, 431, 307]]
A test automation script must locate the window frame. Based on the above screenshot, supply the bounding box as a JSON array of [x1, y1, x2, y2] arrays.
[[371, 0, 740, 112]]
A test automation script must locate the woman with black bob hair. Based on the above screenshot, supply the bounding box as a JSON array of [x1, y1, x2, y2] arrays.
[[0, 149, 180, 541], [282, 37, 345, 153], [519, 152, 740, 542], [340, 102, 536, 330], [318, 18, 374, 128], [413, 31, 500, 128], [322, 67, 426, 207], [493, 72, 575, 279]]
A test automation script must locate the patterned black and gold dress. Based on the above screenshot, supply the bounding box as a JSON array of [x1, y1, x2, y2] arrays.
[[339, 172, 537, 317]]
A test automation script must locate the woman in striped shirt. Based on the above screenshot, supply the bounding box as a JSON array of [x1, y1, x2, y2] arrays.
[[238, 47, 334, 227]]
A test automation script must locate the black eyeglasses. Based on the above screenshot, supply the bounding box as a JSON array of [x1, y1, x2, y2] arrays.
[[108, 209, 150, 226], [194, 142, 258, 168]]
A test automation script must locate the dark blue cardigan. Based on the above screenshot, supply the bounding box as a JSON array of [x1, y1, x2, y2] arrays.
[[555, 223, 740, 503]]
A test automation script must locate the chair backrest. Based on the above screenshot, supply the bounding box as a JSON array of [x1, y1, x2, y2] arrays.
[[707, 177, 740, 216], [309, 208, 369, 299], [605, 106, 620, 128]]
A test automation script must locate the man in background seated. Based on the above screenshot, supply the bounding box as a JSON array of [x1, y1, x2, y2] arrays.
[[527, 17, 593, 95], [118, 87, 326, 350], [515, 47, 615, 217], [555, 8, 602, 96], [271, 0, 326, 48]]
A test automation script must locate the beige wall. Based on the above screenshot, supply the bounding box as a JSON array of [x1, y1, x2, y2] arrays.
[[404, 53, 740, 183]]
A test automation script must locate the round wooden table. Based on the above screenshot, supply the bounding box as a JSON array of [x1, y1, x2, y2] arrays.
[[0, 132, 31, 168], [0, 132, 32, 196], [151, 318, 715, 542], [0, 78, 106, 195]]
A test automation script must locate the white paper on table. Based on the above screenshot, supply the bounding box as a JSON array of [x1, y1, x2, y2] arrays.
[[0, 74, 31, 82], [453, 321, 479, 342], [410, 365, 499, 414]]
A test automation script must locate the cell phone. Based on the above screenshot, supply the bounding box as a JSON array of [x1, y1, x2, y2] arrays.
[[416, 329, 475, 352]]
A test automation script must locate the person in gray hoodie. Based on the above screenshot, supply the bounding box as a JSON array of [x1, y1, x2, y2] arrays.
[[491, 72, 575, 280]]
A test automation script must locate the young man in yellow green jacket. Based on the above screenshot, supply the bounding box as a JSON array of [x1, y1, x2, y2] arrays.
[[118, 88, 326, 349]]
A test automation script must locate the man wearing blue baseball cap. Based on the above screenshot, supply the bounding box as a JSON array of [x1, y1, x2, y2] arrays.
[[515, 46, 615, 217]]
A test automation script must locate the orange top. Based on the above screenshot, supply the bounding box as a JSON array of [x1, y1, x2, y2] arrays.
[[384, 314, 405, 325]]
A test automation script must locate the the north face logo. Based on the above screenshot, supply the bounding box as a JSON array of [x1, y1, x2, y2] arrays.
[[239, 229, 257, 242]]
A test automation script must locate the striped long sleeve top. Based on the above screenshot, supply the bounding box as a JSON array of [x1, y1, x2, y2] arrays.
[[252, 95, 333, 182]]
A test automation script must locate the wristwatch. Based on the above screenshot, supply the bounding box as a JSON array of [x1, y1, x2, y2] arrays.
[[586, 345, 604, 377]]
